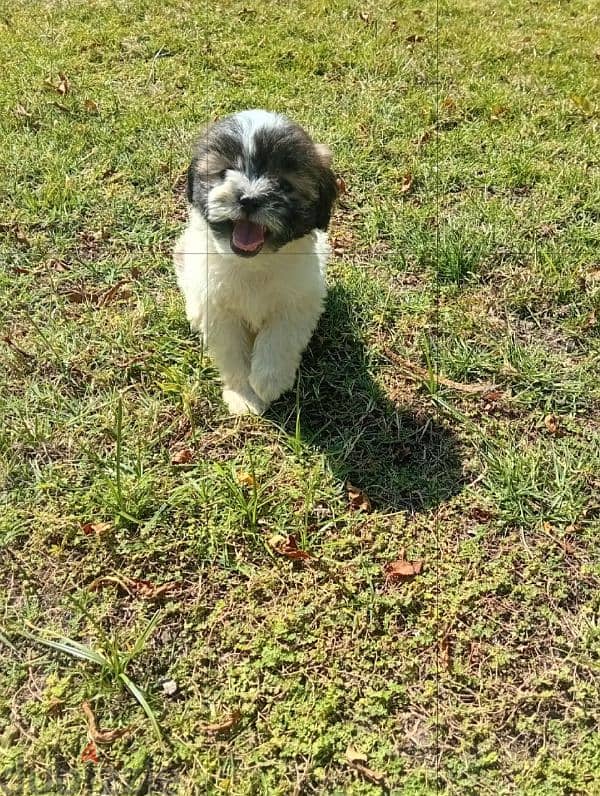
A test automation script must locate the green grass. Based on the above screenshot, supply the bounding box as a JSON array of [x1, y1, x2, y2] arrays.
[[1, 0, 599, 793]]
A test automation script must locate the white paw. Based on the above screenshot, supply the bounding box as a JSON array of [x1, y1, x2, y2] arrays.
[[222, 387, 266, 416], [249, 368, 294, 404]]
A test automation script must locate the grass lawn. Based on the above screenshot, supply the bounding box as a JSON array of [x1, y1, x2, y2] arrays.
[[1, 0, 599, 792]]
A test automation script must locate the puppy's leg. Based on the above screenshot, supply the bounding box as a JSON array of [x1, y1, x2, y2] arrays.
[[207, 312, 265, 416], [249, 306, 322, 405]]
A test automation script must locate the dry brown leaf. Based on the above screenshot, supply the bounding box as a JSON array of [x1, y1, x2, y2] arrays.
[[202, 710, 241, 734], [384, 348, 495, 394], [561, 538, 576, 555], [63, 286, 95, 304], [439, 634, 453, 672], [45, 258, 70, 272], [80, 740, 99, 763], [268, 534, 312, 561], [82, 521, 112, 536], [346, 482, 372, 513], [399, 172, 414, 194], [171, 447, 194, 465], [336, 176, 347, 194], [84, 98, 99, 113], [470, 507, 494, 523], [98, 280, 132, 307], [89, 575, 182, 601], [441, 96, 457, 113], [237, 471, 257, 488], [82, 701, 132, 744], [345, 747, 386, 785], [45, 73, 70, 95], [544, 414, 559, 434], [414, 128, 434, 149], [405, 34, 424, 43], [384, 552, 423, 583]]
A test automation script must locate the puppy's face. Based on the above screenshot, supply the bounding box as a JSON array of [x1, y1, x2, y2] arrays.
[[187, 110, 338, 257]]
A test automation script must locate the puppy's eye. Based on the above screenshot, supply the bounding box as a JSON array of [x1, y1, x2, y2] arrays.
[[218, 169, 228, 180], [279, 178, 294, 192]]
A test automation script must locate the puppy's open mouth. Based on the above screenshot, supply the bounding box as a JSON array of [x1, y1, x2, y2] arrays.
[[231, 220, 267, 257]]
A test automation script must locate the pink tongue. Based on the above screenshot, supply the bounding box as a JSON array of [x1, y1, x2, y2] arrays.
[[232, 220, 265, 252]]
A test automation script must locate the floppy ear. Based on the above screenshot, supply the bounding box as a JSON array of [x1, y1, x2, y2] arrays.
[[186, 122, 215, 205], [315, 166, 339, 230], [186, 157, 198, 204], [314, 143, 332, 168]]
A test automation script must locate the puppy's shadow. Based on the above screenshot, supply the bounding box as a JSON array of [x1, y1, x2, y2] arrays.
[[268, 285, 463, 513]]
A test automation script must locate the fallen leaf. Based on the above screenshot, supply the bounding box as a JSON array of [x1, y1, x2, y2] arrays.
[[84, 98, 99, 113], [45, 72, 70, 96], [441, 96, 457, 113], [237, 471, 256, 488], [405, 34, 424, 43], [2, 335, 32, 361], [171, 447, 194, 465], [62, 285, 95, 304], [561, 538, 576, 555], [439, 634, 453, 672], [336, 176, 347, 194], [80, 740, 99, 763], [45, 258, 70, 272], [384, 552, 423, 583], [57, 72, 70, 95], [470, 507, 494, 523], [490, 105, 508, 121], [82, 701, 132, 744], [384, 348, 495, 394], [202, 710, 241, 734], [399, 172, 414, 194], [268, 534, 312, 560], [98, 280, 132, 307], [82, 521, 113, 536], [345, 746, 386, 785], [482, 389, 504, 403], [89, 575, 182, 601], [414, 128, 434, 149], [346, 482, 372, 513], [544, 414, 559, 434]]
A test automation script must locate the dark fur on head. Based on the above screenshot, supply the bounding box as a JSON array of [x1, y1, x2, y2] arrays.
[[186, 110, 338, 253]]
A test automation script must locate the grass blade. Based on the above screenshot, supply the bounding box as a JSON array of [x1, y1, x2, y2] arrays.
[[124, 610, 162, 665], [20, 631, 108, 667], [120, 672, 162, 740]]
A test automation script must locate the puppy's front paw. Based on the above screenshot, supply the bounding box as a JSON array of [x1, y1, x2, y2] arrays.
[[222, 387, 266, 416], [249, 369, 294, 404]]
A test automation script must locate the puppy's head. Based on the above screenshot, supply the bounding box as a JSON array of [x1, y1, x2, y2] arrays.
[[187, 110, 338, 257]]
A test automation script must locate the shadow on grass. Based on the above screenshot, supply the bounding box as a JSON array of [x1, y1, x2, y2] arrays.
[[269, 284, 464, 513]]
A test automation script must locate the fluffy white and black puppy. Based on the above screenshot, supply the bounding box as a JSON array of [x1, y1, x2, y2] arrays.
[[174, 109, 338, 415]]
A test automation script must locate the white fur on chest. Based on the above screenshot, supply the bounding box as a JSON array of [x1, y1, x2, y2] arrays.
[[175, 210, 328, 334]]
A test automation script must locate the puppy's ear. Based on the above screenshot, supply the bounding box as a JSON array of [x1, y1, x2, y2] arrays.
[[186, 156, 198, 204], [316, 166, 339, 230], [314, 143, 332, 168]]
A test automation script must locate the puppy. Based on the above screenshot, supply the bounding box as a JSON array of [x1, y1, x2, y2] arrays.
[[174, 109, 338, 415]]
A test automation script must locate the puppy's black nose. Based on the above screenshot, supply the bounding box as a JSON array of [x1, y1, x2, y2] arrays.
[[239, 194, 261, 212]]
